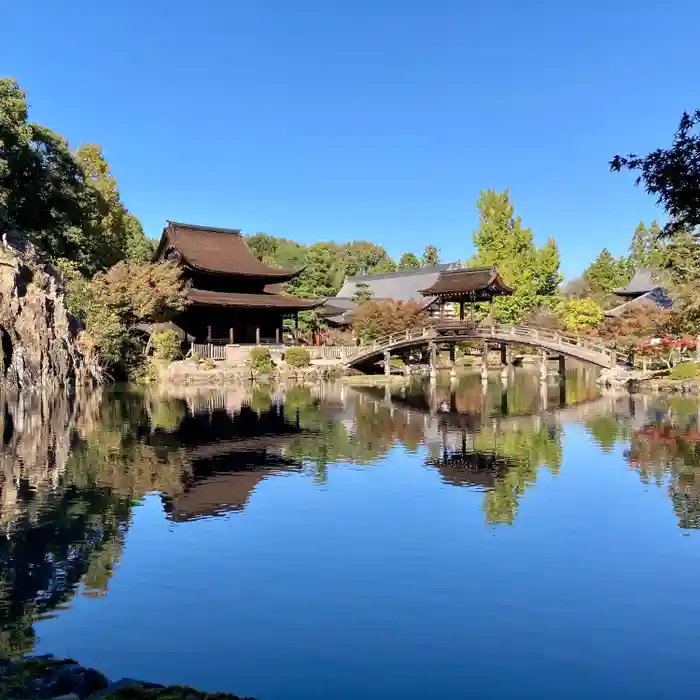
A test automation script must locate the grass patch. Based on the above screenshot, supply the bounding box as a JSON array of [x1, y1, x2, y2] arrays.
[[669, 362, 700, 381]]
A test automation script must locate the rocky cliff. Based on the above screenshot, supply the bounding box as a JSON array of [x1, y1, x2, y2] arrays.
[[0, 243, 99, 392]]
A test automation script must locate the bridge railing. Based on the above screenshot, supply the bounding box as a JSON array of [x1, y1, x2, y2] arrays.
[[439, 323, 615, 357], [344, 322, 627, 366]]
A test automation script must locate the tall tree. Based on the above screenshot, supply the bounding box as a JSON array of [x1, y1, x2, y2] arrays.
[[611, 109, 700, 236], [471, 189, 562, 322], [74, 144, 153, 267], [398, 252, 420, 270], [628, 220, 665, 271], [582, 248, 631, 307], [422, 244, 439, 266], [0, 78, 103, 266]]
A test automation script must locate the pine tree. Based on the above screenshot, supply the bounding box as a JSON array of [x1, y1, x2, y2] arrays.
[[422, 245, 440, 266], [628, 221, 650, 271]]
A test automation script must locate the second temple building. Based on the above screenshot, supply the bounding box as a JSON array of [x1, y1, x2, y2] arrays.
[[154, 221, 323, 343]]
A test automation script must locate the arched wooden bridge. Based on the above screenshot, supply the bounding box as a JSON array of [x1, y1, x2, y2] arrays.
[[341, 322, 629, 370]]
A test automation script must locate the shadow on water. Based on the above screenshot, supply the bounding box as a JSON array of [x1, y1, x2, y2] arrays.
[[2, 371, 700, 666]]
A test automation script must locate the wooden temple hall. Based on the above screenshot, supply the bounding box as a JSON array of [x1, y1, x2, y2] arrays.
[[419, 266, 513, 322], [154, 222, 322, 344]]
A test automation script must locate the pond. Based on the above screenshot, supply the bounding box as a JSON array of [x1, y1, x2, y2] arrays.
[[1, 370, 700, 699]]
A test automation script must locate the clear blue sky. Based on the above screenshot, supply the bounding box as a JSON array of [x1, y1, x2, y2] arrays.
[[2, 1, 697, 277]]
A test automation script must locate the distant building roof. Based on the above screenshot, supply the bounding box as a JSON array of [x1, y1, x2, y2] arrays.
[[420, 266, 513, 300], [322, 263, 459, 325], [613, 268, 661, 297], [335, 263, 458, 301], [155, 221, 302, 281], [604, 287, 673, 317]]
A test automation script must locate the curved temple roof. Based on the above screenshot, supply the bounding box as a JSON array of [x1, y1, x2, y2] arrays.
[[188, 288, 323, 311], [612, 268, 660, 297], [156, 221, 303, 281], [420, 266, 513, 301]]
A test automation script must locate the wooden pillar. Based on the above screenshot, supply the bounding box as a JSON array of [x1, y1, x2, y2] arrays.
[[256, 326, 261, 345], [500, 344, 507, 366], [470, 298, 475, 327], [429, 342, 437, 379], [275, 327, 280, 344], [489, 298, 494, 330], [481, 342, 489, 381], [384, 349, 391, 377], [449, 344, 456, 378], [459, 300, 465, 323], [207, 325, 212, 342], [539, 349, 548, 381], [558, 354, 566, 379], [229, 327, 234, 344]]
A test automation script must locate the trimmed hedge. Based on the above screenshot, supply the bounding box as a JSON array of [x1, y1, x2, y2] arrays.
[[249, 347, 274, 374], [285, 347, 311, 368]]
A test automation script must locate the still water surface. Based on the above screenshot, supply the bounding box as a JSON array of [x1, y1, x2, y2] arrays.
[[2, 371, 700, 699]]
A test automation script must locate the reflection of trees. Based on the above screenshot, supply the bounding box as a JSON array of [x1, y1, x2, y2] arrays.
[[628, 418, 700, 529], [0, 390, 190, 656], [433, 424, 563, 525], [586, 415, 630, 453]]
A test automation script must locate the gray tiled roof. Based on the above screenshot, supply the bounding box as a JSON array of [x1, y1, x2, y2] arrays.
[[604, 287, 672, 317], [335, 263, 458, 301], [613, 268, 660, 296]]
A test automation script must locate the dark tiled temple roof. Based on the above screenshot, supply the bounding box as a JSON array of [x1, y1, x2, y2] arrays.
[[613, 268, 660, 297], [604, 287, 672, 317], [188, 288, 323, 310], [420, 266, 513, 299], [156, 221, 302, 281]]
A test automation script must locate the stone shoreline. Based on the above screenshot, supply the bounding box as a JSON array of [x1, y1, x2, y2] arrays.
[[0, 655, 256, 700]]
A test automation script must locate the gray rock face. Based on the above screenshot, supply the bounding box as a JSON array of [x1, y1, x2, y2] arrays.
[[0, 244, 100, 392]]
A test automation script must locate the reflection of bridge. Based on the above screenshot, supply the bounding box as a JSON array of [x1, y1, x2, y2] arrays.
[[361, 386, 629, 434], [341, 322, 629, 372]]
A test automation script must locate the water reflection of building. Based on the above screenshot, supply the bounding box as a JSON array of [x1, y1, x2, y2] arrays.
[[154, 399, 309, 522]]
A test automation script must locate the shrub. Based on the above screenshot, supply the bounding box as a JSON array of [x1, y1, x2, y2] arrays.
[[200, 358, 215, 371], [669, 362, 699, 381], [352, 300, 429, 343], [285, 347, 311, 368], [559, 298, 604, 333], [390, 357, 405, 369], [150, 330, 181, 362], [249, 347, 274, 374]]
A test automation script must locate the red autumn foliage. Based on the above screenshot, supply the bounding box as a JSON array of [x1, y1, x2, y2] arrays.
[[352, 300, 430, 342]]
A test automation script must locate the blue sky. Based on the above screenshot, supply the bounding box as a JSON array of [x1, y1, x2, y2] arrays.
[[2, 1, 697, 278]]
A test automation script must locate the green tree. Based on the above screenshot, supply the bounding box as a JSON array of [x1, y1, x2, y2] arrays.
[[471, 189, 562, 322], [398, 252, 420, 269], [0, 78, 103, 266], [74, 144, 153, 266], [582, 248, 631, 307], [560, 298, 604, 333], [628, 220, 664, 271], [422, 244, 440, 266], [368, 258, 396, 275], [611, 109, 700, 237], [352, 282, 373, 302]]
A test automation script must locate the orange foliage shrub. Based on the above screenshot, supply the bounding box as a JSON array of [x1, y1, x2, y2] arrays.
[[352, 300, 429, 343]]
